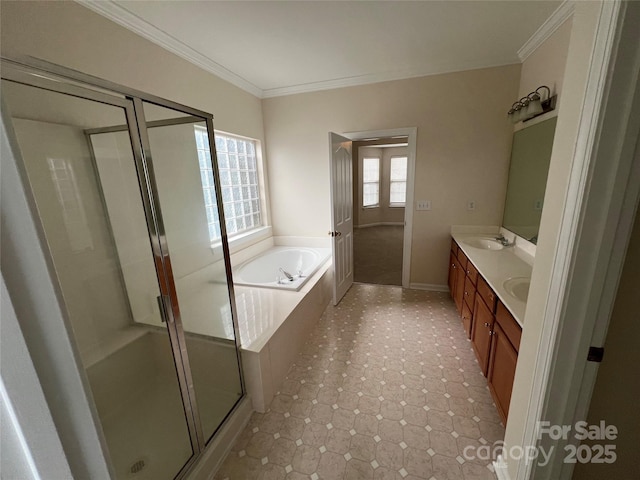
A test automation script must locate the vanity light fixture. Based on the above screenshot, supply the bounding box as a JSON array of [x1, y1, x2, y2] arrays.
[[507, 86, 557, 124]]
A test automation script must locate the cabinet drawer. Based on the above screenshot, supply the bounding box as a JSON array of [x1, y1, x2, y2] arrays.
[[456, 248, 468, 272], [451, 238, 458, 257], [463, 276, 476, 312], [477, 276, 497, 313], [465, 261, 479, 286], [495, 301, 522, 351]]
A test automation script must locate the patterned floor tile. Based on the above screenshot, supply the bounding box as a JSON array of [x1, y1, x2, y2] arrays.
[[215, 285, 503, 479]]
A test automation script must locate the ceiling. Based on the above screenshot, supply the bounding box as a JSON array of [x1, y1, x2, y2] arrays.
[[82, 0, 563, 98]]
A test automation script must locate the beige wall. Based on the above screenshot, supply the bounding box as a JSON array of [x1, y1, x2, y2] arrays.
[[505, 3, 601, 477], [263, 64, 520, 286], [0, 0, 266, 156]]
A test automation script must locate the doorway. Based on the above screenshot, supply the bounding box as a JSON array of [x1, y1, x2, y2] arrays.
[[342, 127, 417, 289], [352, 136, 408, 285]]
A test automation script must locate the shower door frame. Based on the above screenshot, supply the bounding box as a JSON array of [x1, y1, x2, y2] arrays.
[[1, 56, 246, 479]]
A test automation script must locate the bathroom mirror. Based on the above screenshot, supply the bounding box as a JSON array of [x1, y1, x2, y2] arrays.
[[502, 116, 557, 244]]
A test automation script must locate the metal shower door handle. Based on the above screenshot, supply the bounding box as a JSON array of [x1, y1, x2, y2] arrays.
[[157, 295, 173, 324]]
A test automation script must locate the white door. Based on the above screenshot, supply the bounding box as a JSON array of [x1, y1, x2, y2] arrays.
[[329, 132, 354, 305]]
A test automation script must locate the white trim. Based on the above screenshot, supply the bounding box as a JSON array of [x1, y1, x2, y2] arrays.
[[261, 60, 519, 99], [529, 2, 640, 478], [355, 222, 404, 229], [76, 0, 263, 98], [187, 397, 253, 480], [514, 2, 638, 479], [518, 1, 576, 62], [408, 283, 449, 292], [494, 456, 511, 480], [344, 127, 417, 289]]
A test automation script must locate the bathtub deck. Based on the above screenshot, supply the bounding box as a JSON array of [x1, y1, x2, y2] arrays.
[[236, 259, 333, 412]]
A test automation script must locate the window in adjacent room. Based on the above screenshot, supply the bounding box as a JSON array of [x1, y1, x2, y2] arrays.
[[195, 127, 262, 242], [389, 155, 408, 207], [362, 157, 380, 207]]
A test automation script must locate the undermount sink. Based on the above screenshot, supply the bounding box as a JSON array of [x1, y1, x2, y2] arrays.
[[460, 236, 505, 251], [503, 277, 530, 302]]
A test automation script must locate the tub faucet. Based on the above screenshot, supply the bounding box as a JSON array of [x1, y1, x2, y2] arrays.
[[279, 268, 294, 281]]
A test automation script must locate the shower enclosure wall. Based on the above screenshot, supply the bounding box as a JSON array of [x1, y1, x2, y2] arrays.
[[1, 58, 245, 479]]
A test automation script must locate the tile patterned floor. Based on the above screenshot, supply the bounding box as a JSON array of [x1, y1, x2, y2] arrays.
[[216, 284, 504, 479]]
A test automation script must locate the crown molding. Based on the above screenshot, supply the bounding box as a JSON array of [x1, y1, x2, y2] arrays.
[[76, 0, 263, 98], [518, 0, 575, 62], [261, 59, 519, 98], [78, 0, 551, 100]]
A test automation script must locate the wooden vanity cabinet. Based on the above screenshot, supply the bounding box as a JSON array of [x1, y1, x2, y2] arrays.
[[488, 320, 519, 424], [448, 237, 523, 423], [454, 256, 466, 315], [448, 254, 465, 314], [461, 300, 473, 338], [471, 294, 494, 376]]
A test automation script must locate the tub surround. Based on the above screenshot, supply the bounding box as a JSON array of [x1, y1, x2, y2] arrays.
[[451, 226, 533, 326], [230, 237, 334, 413]]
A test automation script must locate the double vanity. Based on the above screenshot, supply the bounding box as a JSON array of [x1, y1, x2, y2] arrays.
[[448, 229, 533, 424]]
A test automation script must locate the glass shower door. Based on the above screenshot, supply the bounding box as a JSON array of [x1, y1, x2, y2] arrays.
[[138, 101, 244, 444], [1, 78, 195, 479]]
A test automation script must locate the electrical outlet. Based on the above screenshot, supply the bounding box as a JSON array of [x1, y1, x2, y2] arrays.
[[467, 200, 476, 211], [416, 200, 431, 211]]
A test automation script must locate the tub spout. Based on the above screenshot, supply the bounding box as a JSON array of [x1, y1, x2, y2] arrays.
[[279, 267, 294, 281]]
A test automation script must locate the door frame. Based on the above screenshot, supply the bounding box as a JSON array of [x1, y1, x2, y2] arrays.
[[494, 2, 640, 479], [343, 127, 417, 288]]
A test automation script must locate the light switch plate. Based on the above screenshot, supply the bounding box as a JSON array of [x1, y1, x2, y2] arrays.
[[467, 200, 476, 211], [417, 200, 431, 211]]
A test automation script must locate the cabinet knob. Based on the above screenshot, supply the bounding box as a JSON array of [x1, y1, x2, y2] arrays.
[[484, 322, 490, 327], [489, 331, 495, 336]]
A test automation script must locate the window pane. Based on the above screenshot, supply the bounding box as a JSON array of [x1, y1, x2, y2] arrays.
[[390, 156, 407, 181], [363, 182, 379, 207], [195, 128, 263, 241], [363, 157, 380, 182], [390, 181, 406, 204]]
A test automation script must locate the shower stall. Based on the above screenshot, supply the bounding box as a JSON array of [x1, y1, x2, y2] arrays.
[[1, 58, 245, 479]]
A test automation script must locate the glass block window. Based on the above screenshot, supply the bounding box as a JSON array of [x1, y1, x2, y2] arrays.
[[389, 156, 407, 206], [362, 157, 380, 207], [195, 127, 262, 242]]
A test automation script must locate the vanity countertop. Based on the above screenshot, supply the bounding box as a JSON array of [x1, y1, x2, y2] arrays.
[[452, 232, 532, 327]]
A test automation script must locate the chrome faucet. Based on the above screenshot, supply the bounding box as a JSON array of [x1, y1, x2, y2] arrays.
[[279, 267, 294, 281], [495, 234, 514, 247]]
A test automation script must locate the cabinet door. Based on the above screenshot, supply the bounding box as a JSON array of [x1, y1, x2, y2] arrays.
[[461, 300, 473, 339], [463, 275, 476, 312], [454, 257, 466, 315], [471, 296, 493, 376], [448, 252, 457, 299], [488, 322, 518, 424]]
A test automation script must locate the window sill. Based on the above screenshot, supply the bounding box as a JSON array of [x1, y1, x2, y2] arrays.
[[362, 205, 379, 209], [389, 204, 406, 208], [210, 226, 272, 259]]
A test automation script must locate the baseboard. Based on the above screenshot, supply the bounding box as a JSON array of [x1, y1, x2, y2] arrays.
[[409, 283, 449, 292], [493, 455, 511, 480], [187, 396, 253, 480], [355, 222, 404, 228]]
